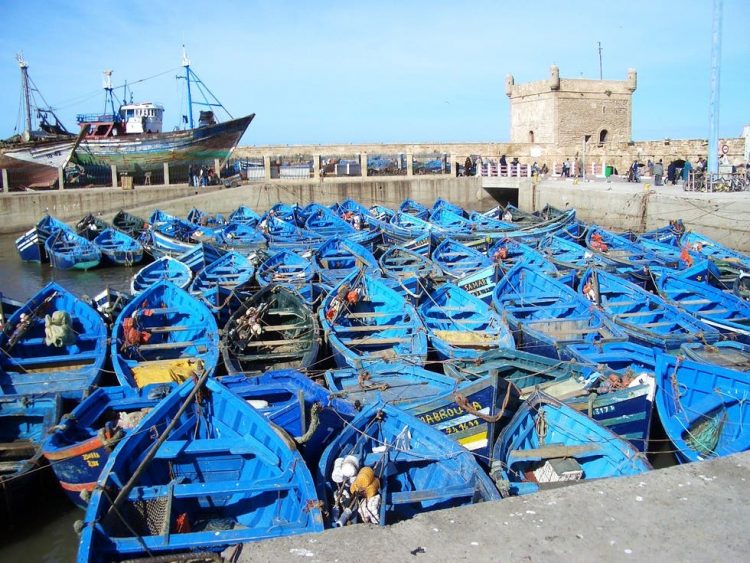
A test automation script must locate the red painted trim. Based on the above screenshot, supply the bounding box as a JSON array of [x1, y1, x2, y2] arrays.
[[60, 480, 97, 493], [43, 436, 104, 461]]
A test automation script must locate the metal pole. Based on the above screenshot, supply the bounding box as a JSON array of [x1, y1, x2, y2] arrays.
[[707, 0, 723, 175], [18, 55, 32, 138], [182, 46, 194, 130], [597, 42, 603, 80]]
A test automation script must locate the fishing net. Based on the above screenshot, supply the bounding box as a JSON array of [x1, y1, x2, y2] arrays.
[[685, 410, 726, 457]]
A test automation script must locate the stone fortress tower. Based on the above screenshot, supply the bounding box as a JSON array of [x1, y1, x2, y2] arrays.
[[505, 65, 637, 146]]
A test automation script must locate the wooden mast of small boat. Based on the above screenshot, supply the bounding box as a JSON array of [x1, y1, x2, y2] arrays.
[[17, 54, 33, 140]]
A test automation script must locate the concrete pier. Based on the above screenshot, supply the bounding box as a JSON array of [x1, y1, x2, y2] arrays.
[[229, 451, 750, 562]]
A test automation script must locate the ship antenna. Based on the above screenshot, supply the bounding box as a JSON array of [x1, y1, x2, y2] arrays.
[[182, 45, 194, 130]]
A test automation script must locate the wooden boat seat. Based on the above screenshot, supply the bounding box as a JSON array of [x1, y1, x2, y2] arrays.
[[139, 308, 184, 315], [255, 323, 306, 331], [346, 312, 393, 318], [675, 298, 712, 305], [127, 476, 296, 502], [230, 352, 304, 362], [238, 338, 311, 348], [0, 440, 36, 457], [389, 483, 477, 505], [155, 437, 279, 464], [636, 321, 674, 328], [603, 300, 639, 307], [137, 341, 208, 352], [507, 304, 576, 313], [508, 442, 603, 462], [613, 310, 659, 319], [340, 336, 411, 345], [696, 308, 729, 315], [6, 352, 99, 367], [335, 324, 407, 333]]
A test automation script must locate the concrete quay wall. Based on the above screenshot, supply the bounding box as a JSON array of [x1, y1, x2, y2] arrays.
[[232, 451, 750, 563]]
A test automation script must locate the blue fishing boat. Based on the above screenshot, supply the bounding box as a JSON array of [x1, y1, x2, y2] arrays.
[[261, 216, 325, 252], [655, 353, 750, 463], [44, 228, 102, 270], [398, 198, 430, 219], [304, 204, 357, 238], [77, 376, 324, 561], [149, 209, 177, 225], [193, 221, 266, 253], [112, 281, 220, 387], [225, 369, 358, 467], [112, 209, 148, 239], [15, 213, 70, 262], [381, 230, 431, 257], [42, 383, 175, 508], [131, 256, 192, 294], [228, 204, 261, 227], [149, 217, 198, 257], [538, 233, 623, 275], [483, 203, 542, 228], [0, 282, 107, 399], [490, 391, 651, 496], [585, 225, 670, 279], [176, 241, 225, 274], [325, 362, 457, 410], [579, 268, 720, 350], [655, 271, 750, 343], [189, 251, 255, 297], [419, 283, 514, 361], [382, 212, 434, 247], [378, 245, 436, 303], [319, 269, 427, 369], [222, 284, 319, 375], [428, 207, 475, 232], [312, 236, 379, 287], [493, 263, 625, 359], [93, 228, 144, 266], [0, 393, 62, 528], [680, 341, 750, 372], [431, 197, 467, 218], [256, 249, 315, 305], [488, 238, 558, 277], [316, 400, 500, 528], [680, 231, 750, 285], [447, 348, 656, 452], [0, 292, 23, 332], [432, 238, 493, 280], [186, 207, 225, 229], [267, 202, 300, 224], [368, 204, 395, 222]]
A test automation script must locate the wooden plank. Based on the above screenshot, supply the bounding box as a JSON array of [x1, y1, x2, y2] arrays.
[[696, 308, 728, 315], [509, 443, 598, 460], [638, 321, 673, 328], [335, 323, 407, 332], [237, 338, 311, 348], [138, 341, 206, 351], [255, 323, 306, 331], [677, 298, 713, 306], [341, 336, 411, 345], [346, 312, 393, 319], [0, 440, 36, 456], [613, 310, 659, 319], [603, 300, 639, 307]]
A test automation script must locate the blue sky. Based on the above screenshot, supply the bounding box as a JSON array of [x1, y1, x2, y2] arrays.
[[1, 0, 747, 145]]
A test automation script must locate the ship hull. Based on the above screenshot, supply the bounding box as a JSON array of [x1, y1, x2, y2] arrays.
[[0, 138, 77, 188], [74, 114, 254, 172]]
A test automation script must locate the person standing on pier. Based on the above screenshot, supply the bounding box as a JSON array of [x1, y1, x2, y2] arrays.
[[653, 159, 664, 186]]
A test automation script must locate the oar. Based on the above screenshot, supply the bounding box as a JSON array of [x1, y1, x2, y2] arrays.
[[105, 366, 209, 519]]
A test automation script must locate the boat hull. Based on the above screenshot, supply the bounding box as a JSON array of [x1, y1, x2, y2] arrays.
[[74, 115, 254, 172], [0, 138, 76, 188]]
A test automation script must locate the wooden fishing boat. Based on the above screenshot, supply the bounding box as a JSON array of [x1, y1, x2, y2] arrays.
[[428, 207, 475, 232], [186, 207, 225, 229], [325, 362, 457, 410], [0, 282, 107, 399], [189, 251, 255, 297], [112, 209, 148, 239], [380, 230, 431, 258], [316, 400, 500, 528], [733, 271, 750, 301], [447, 348, 656, 452], [0, 394, 62, 528], [112, 280, 220, 387], [42, 383, 175, 508], [655, 271, 750, 343], [176, 241, 225, 274], [261, 216, 325, 253], [368, 204, 395, 222], [44, 228, 102, 270], [398, 198, 430, 219], [492, 263, 625, 359], [488, 238, 558, 277], [680, 341, 750, 372], [483, 203, 542, 229], [75, 214, 112, 241], [76, 376, 323, 562], [224, 369, 358, 467], [431, 197, 467, 218], [93, 228, 144, 266], [193, 221, 266, 253], [378, 245, 436, 303], [655, 353, 750, 463], [419, 283, 514, 361], [15, 214, 70, 262], [319, 269, 427, 369], [490, 391, 651, 496], [256, 249, 315, 305], [381, 212, 434, 247], [312, 236, 379, 287], [228, 204, 261, 226], [222, 284, 319, 375], [585, 225, 671, 277], [680, 231, 750, 285], [0, 292, 23, 332], [580, 268, 720, 350], [432, 238, 493, 280], [149, 217, 199, 257], [538, 233, 623, 274], [131, 256, 192, 294], [89, 287, 132, 326]]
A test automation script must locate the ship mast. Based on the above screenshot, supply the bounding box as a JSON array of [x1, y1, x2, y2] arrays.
[[17, 53, 33, 139], [102, 70, 119, 119], [182, 46, 194, 130]]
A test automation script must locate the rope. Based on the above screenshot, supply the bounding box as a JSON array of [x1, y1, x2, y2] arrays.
[[454, 380, 515, 423]]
